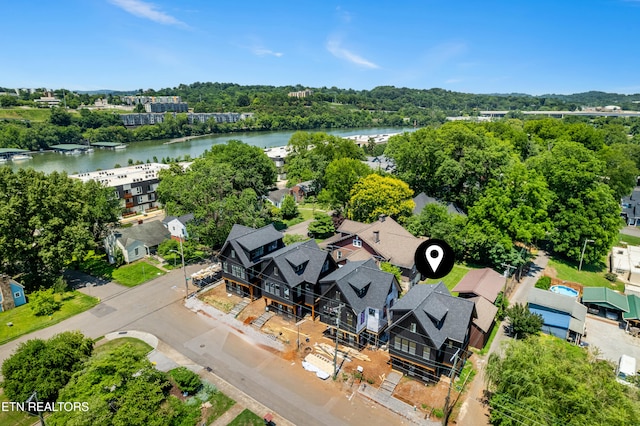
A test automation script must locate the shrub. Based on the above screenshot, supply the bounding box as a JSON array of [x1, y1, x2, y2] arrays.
[[535, 276, 551, 290], [604, 272, 618, 282], [29, 288, 61, 316], [170, 367, 202, 395], [433, 408, 444, 418]]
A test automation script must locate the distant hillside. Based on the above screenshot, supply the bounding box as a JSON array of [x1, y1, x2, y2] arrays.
[[540, 90, 640, 106]]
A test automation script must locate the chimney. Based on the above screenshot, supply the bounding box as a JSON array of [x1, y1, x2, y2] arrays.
[[378, 214, 386, 222], [373, 231, 380, 243]]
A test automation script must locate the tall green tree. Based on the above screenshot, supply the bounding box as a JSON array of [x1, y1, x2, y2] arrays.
[[307, 212, 335, 238], [0, 168, 119, 289], [468, 163, 552, 245], [157, 158, 270, 247], [47, 343, 175, 426], [348, 174, 414, 223], [528, 141, 621, 263], [285, 131, 364, 188], [1, 331, 93, 403], [318, 157, 371, 211], [485, 336, 640, 426]]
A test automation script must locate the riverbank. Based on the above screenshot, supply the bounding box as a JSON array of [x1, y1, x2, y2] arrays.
[[4, 127, 418, 175]]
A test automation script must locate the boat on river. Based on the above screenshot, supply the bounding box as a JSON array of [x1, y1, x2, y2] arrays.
[[11, 154, 33, 161]]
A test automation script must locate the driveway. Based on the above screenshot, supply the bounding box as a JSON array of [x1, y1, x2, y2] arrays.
[[584, 316, 640, 364]]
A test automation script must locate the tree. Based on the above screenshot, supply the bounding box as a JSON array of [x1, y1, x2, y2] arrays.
[[318, 157, 371, 211], [169, 367, 201, 395], [485, 336, 640, 426], [468, 163, 552, 245], [280, 194, 298, 220], [47, 343, 175, 426], [528, 141, 621, 263], [29, 288, 61, 316], [156, 144, 273, 247], [1, 331, 93, 403], [0, 168, 119, 290], [348, 174, 414, 223], [380, 262, 402, 283], [285, 131, 364, 188], [405, 203, 468, 258], [49, 107, 72, 126], [505, 303, 543, 339], [307, 213, 335, 238]]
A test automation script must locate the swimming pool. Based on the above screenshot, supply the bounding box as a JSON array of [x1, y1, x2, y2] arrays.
[[550, 285, 579, 298]]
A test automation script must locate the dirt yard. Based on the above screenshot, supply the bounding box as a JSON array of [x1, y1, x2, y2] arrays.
[[198, 284, 242, 313], [198, 291, 479, 418]]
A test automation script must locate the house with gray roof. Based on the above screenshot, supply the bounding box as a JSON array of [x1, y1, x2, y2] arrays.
[[528, 287, 587, 344], [260, 239, 336, 319], [388, 282, 474, 383], [104, 221, 171, 264], [162, 213, 195, 240], [318, 258, 400, 348], [220, 224, 285, 300], [412, 192, 466, 216]]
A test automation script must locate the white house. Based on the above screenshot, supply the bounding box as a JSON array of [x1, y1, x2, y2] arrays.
[[162, 213, 194, 240]]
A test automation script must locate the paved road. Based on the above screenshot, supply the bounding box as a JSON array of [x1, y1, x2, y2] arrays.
[[0, 266, 408, 426], [457, 251, 550, 426]]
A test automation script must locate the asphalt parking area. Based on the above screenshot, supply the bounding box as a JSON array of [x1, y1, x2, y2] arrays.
[[584, 315, 640, 364]]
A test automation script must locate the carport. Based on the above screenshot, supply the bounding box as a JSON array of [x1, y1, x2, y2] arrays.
[[582, 287, 629, 321]]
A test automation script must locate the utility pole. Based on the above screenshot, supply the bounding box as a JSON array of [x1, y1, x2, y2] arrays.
[[578, 238, 594, 271], [442, 348, 461, 426], [180, 237, 188, 299], [27, 391, 45, 426], [501, 263, 516, 296], [333, 303, 345, 379]]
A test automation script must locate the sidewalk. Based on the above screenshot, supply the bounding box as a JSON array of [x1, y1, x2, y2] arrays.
[[104, 330, 294, 426]]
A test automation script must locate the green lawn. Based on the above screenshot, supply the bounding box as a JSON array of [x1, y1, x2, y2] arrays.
[[228, 409, 264, 426], [205, 392, 236, 424], [111, 261, 165, 287], [0, 107, 62, 122], [546, 258, 622, 291], [0, 292, 99, 345], [422, 264, 476, 293], [78, 250, 116, 280], [93, 337, 153, 357], [0, 393, 34, 426], [617, 233, 640, 247]]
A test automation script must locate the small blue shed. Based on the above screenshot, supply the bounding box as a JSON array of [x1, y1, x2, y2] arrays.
[[0, 274, 27, 312]]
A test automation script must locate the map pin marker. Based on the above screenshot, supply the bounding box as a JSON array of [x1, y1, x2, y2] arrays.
[[426, 245, 444, 273]]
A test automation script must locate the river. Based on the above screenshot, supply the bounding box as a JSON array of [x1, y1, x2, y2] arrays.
[[6, 127, 417, 174]]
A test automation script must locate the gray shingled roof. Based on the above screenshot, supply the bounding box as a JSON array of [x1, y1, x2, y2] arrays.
[[262, 240, 328, 288], [221, 224, 283, 268], [391, 283, 474, 348], [528, 288, 587, 335], [412, 192, 466, 216], [319, 258, 397, 314], [116, 221, 170, 248]]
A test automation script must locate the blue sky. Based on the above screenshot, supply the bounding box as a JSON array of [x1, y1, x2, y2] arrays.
[[3, 0, 640, 95]]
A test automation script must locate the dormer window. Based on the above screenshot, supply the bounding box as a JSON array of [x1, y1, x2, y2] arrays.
[[294, 262, 307, 274], [231, 249, 236, 259], [321, 260, 329, 273], [410, 323, 417, 333], [353, 237, 362, 248], [274, 266, 279, 276]]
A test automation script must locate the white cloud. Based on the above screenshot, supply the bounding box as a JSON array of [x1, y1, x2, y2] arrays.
[[108, 0, 187, 27], [326, 38, 379, 69], [252, 48, 283, 58]]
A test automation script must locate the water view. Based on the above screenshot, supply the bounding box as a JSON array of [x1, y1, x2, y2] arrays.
[[6, 127, 416, 175]]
